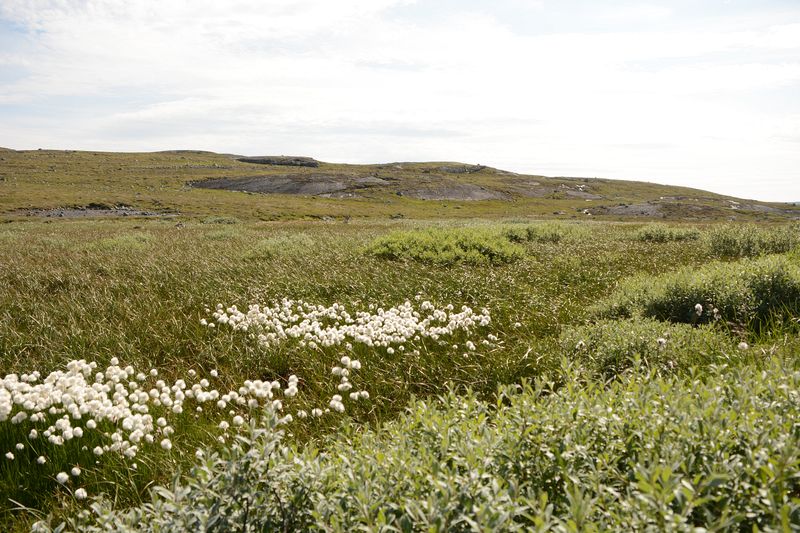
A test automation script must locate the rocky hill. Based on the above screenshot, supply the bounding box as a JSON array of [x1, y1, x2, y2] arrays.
[[1, 149, 797, 221]]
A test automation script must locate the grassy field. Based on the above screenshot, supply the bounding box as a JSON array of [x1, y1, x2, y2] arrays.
[[0, 215, 800, 529], [2, 151, 800, 530]]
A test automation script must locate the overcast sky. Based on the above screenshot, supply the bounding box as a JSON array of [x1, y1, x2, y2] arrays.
[[1, 1, 799, 201]]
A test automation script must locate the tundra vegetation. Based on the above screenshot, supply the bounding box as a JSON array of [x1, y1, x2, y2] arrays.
[[1, 150, 800, 531]]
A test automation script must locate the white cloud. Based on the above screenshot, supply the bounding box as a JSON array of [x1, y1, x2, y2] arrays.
[[0, 0, 799, 200]]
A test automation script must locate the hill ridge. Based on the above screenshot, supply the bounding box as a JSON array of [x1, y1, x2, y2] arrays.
[[1, 149, 798, 221]]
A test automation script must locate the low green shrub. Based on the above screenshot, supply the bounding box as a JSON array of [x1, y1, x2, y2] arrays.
[[633, 224, 700, 243], [706, 223, 799, 258], [559, 318, 740, 379], [366, 227, 524, 265], [504, 222, 590, 245], [593, 255, 800, 330], [60, 360, 800, 531], [505, 224, 562, 244]]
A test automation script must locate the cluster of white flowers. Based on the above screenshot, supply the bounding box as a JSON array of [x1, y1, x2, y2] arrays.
[[332, 356, 369, 404], [204, 298, 491, 352], [1, 354, 366, 469], [0, 358, 251, 461]]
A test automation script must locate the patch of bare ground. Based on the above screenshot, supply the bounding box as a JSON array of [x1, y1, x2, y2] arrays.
[[17, 204, 177, 218]]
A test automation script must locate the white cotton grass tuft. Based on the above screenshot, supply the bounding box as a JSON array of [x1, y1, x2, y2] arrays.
[[206, 298, 491, 353], [74, 487, 88, 500], [0, 300, 502, 475], [1, 356, 328, 464]]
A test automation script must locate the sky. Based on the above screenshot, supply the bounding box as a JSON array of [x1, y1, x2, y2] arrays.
[[1, 1, 799, 201]]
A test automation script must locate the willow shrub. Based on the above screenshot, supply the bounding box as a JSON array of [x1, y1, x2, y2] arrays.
[[592, 255, 800, 330], [633, 224, 700, 244], [559, 318, 741, 379], [706, 223, 799, 259], [59, 359, 800, 532], [366, 227, 524, 265]]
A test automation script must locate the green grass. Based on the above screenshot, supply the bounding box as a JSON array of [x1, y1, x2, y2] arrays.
[[1, 217, 799, 530]]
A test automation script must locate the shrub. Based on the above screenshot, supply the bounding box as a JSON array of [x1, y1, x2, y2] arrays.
[[366, 227, 524, 265], [61, 360, 800, 531], [633, 224, 700, 243], [505, 224, 562, 244], [593, 255, 800, 330], [559, 318, 739, 379], [706, 224, 799, 258], [504, 222, 590, 244]]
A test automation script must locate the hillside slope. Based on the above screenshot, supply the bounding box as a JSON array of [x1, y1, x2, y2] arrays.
[[0, 149, 797, 221]]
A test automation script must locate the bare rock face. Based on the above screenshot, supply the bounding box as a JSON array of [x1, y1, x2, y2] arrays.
[[437, 164, 486, 174], [397, 183, 509, 201], [237, 156, 320, 168], [192, 175, 350, 195]]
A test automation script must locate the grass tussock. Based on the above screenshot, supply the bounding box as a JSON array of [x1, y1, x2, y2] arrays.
[[593, 254, 800, 330], [242, 233, 316, 260], [366, 227, 524, 265], [83, 233, 154, 252]]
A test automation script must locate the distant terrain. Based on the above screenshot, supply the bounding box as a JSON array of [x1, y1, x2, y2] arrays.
[[1, 148, 798, 221]]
